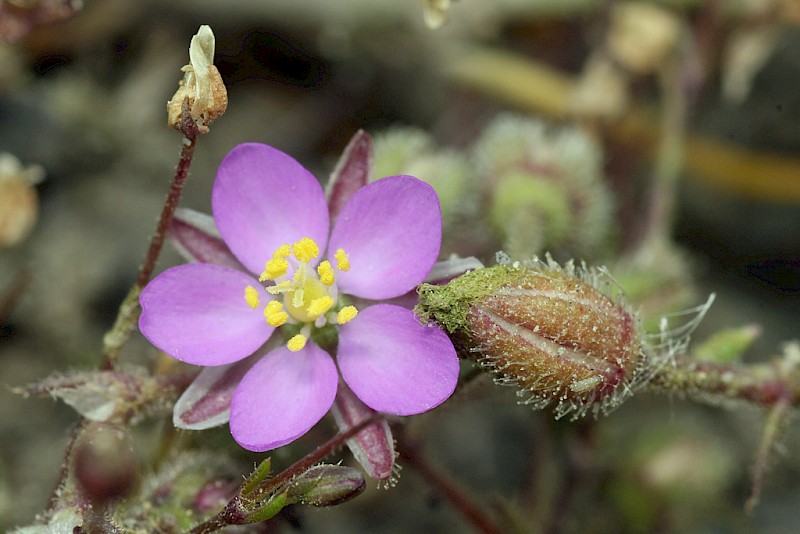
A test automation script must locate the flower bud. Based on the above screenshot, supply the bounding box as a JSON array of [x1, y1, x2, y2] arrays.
[[417, 258, 645, 418], [473, 115, 613, 260], [285, 465, 366, 507], [607, 1, 681, 75], [73, 423, 138, 505]]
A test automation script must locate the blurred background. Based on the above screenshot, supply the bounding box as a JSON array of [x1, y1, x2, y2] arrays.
[[1, 0, 800, 532]]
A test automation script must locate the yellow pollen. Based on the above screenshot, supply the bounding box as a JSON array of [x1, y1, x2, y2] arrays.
[[260, 257, 289, 281], [244, 286, 260, 309], [263, 301, 287, 326], [292, 237, 319, 263], [287, 334, 307, 352], [307, 296, 334, 318], [266, 311, 288, 327], [337, 305, 358, 325], [334, 248, 350, 271], [317, 260, 335, 286], [265, 300, 283, 314], [273, 244, 291, 259]]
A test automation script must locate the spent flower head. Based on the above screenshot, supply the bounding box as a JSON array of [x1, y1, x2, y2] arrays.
[[139, 143, 459, 451], [167, 25, 227, 134]]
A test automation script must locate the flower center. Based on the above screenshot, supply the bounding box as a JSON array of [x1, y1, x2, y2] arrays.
[[243, 237, 357, 352]]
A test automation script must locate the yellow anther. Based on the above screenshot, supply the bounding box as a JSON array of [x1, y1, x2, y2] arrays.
[[334, 248, 350, 271], [337, 305, 358, 325], [272, 243, 291, 259], [292, 237, 319, 263], [263, 301, 287, 326], [317, 260, 335, 286], [265, 311, 288, 327], [244, 286, 260, 309], [265, 300, 283, 315], [260, 257, 289, 281], [307, 295, 334, 318], [287, 334, 307, 352]]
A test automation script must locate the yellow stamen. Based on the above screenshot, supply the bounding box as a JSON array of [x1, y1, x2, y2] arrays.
[[263, 301, 287, 326], [273, 243, 291, 259], [317, 260, 335, 286], [287, 334, 307, 352], [265, 300, 283, 313], [260, 257, 289, 281], [307, 295, 334, 319], [337, 305, 358, 325], [334, 248, 350, 271], [292, 237, 319, 263], [244, 286, 260, 309], [266, 311, 288, 327]]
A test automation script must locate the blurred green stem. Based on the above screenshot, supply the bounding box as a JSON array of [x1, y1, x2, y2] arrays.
[[640, 56, 686, 249]]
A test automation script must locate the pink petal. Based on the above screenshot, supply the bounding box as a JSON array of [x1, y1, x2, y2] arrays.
[[331, 382, 395, 481], [168, 208, 244, 270], [212, 143, 329, 275], [230, 343, 338, 451], [139, 263, 273, 366], [329, 175, 442, 300], [337, 304, 458, 416], [326, 130, 373, 224], [173, 354, 260, 429]]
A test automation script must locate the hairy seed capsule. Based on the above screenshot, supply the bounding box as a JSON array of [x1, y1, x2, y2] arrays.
[[417, 259, 645, 418]]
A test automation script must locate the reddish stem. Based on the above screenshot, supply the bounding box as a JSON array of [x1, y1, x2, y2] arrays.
[[188, 415, 380, 534], [101, 102, 199, 369], [648, 354, 800, 407], [396, 431, 503, 534]]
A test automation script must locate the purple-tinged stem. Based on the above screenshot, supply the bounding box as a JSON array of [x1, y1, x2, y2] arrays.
[[0, 268, 31, 327], [101, 100, 199, 370], [396, 430, 503, 534], [647, 354, 800, 407], [188, 415, 380, 534]]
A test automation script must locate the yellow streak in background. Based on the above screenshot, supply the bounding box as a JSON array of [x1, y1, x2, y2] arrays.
[[448, 47, 800, 204]]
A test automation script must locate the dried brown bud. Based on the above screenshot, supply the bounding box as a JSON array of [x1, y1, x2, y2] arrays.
[[417, 258, 649, 418], [607, 2, 681, 75], [0, 153, 43, 247], [421, 0, 451, 29], [167, 25, 227, 135]]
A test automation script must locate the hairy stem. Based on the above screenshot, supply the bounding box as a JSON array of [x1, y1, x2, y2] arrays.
[[101, 101, 199, 370], [187, 415, 379, 534], [647, 352, 800, 407]]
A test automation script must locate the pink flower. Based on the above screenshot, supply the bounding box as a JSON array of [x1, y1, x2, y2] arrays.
[[139, 143, 459, 451]]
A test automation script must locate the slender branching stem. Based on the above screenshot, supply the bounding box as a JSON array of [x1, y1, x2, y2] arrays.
[[187, 415, 380, 534], [396, 429, 504, 534], [101, 100, 199, 370]]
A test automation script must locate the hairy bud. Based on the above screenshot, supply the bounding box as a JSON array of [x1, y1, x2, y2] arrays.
[[417, 258, 649, 418], [73, 423, 138, 504], [286, 465, 366, 507], [473, 115, 613, 260]]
